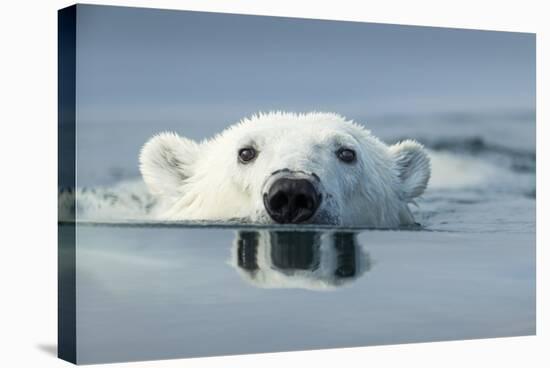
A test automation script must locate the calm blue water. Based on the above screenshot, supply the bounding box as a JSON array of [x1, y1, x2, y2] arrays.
[[65, 224, 534, 364]]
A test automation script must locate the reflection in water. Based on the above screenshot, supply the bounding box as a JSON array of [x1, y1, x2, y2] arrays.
[[231, 231, 371, 290], [69, 225, 535, 364]]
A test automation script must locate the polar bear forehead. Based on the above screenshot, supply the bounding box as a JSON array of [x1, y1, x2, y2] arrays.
[[236, 111, 355, 130], [219, 111, 372, 147]]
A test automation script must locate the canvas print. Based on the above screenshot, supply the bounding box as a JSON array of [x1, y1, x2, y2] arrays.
[[58, 4, 536, 365]]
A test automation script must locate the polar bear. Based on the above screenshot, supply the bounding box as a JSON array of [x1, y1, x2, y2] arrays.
[[139, 112, 430, 227]]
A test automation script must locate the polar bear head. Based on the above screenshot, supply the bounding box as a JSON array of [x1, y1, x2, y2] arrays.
[[139, 112, 430, 227]]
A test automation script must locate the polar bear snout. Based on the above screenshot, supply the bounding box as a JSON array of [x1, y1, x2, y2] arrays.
[[263, 173, 322, 224]]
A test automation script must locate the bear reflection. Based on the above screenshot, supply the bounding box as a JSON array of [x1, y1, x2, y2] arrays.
[[231, 231, 370, 290]]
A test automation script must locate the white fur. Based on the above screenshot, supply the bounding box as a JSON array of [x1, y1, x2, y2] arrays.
[[139, 112, 431, 227]]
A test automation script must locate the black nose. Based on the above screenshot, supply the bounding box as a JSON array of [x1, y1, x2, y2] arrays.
[[264, 178, 321, 224]]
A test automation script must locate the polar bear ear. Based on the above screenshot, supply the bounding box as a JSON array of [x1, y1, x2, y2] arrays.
[[389, 140, 431, 201], [139, 132, 199, 197]]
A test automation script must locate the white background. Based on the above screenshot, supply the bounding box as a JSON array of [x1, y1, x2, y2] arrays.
[[0, 0, 546, 367]]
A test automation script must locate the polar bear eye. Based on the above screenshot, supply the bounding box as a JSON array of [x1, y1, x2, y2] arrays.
[[238, 147, 257, 163], [336, 148, 356, 163]]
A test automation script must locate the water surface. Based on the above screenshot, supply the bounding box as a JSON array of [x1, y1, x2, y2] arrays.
[[62, 223, 535, 364]]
